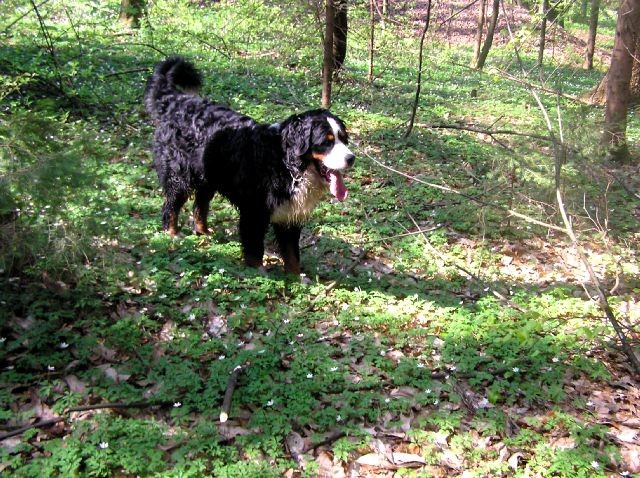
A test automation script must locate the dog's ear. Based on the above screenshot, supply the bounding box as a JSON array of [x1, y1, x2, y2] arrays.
[[281, 115, 312, 159]]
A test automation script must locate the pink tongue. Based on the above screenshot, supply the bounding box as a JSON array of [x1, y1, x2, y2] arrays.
[[329, 171, 348, 202]]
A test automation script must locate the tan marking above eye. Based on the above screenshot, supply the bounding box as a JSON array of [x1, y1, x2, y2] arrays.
[[327, 134, 335, 141]]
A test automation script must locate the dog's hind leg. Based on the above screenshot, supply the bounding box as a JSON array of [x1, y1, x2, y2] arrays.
[[193, 189, 216, 235], [162, 190, 188, 236], [273, 224, 302, 275], [238, 209, 270, 268]]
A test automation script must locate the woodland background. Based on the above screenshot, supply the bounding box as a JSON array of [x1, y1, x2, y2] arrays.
[[1, 0, 639, 476]]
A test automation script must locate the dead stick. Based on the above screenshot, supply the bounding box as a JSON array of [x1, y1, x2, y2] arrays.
[[220, 364, 246, 423], [0, 418, 64, 441]]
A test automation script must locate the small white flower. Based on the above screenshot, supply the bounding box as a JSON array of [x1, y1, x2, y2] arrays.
[[237, 341, 245, 347], [417, 363, 425, 369], [425, 389, 432, 394], [297, 333, 304, 338], [512, 367, 520, 373], [0, 337, 6, 344], [218, 355, 226, 360], [98, 442, 109, 449], [380, 350, 386, 356], [266, 399, 274, 407], [173, 402, 182, 408], [188, 314, 196, 321], [47, 365, 55, 371], [330, 367, 339, 372], [590, 461, 599, 469], [384, 398, 391, 403], [434, 399, 440, 405], [159, 294, 167, 299], [218, 268, 225, 274], [449, 365, 457, 372], [306, 373, 314, 379], [552, 357, 560, 363], [336, 415, 342, 422], [59, 342, 69, 349], [283, 319, 290, 324]]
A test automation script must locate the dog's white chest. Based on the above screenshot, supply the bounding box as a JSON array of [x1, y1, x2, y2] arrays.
[[270, 169, 327, 225]]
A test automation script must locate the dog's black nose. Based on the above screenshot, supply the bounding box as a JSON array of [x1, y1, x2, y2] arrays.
[[346, 154, 355, 167]]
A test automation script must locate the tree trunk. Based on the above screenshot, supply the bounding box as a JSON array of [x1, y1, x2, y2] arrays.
[[368, 0, 375, 81], [405, 0, 432, 138], [119, 0, 145, 29], [333, 0, 348, 71], [472, 0, 487, 67], [538, 0, 549, 68], [322, 0, 336, 109], [474, 0, 499, 70], [583, 0, 599, 70], [602, 0, 640, 161]]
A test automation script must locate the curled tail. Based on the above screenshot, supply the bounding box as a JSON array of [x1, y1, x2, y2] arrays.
[[144, 56, 202, 120]]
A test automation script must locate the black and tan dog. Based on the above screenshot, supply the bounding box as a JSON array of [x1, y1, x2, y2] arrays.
[[144, 56, 355, 274]]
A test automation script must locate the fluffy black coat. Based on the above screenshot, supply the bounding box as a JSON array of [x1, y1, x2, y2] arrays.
[[144, 56, 354, 274]]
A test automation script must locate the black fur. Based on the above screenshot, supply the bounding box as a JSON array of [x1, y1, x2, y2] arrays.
[[144, 56, 354, 274]]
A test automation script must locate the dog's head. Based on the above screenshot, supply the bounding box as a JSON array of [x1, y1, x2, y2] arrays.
[[281, 110, 355, 202]]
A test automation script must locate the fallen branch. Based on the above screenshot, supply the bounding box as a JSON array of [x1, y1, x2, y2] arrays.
[[0, 418, 64, 441], [0, 400, 175, 441], [220, 364, 247, 423]]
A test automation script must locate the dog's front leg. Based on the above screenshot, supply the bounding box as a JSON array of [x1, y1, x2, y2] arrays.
[[239, 210, 269, 268], [273, 223, 302, 275]]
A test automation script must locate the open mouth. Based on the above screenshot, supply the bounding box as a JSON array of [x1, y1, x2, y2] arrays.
[[316, 161, 348, 202]]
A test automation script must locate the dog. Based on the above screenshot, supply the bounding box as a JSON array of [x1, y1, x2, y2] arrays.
[[144, 56, 355, 274]]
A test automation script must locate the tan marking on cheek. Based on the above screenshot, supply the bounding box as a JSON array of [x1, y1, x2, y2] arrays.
[[312, 152, 327, 161]]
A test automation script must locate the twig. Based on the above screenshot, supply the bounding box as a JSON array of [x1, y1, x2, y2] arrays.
[[3, 0, 52, 33], [360, 147, 568, 234], [418, 122, 553, 143], [220, 364, 246, 423], [103, 67, 151, 78]]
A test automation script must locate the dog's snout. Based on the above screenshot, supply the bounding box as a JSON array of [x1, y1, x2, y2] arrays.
[[345, 153, 355, 167]]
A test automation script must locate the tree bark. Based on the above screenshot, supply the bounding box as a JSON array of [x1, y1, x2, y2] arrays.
[[322, 0, 336, 109], [602, 0, 640, 161], [333, 0, 348, 71], [474, 0, 500, 70], [472, 0, 487, 67], [119, 0, 145, 29], [583, 0, 599, 70]]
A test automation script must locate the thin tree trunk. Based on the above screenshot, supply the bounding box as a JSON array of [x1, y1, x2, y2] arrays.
[[583, 0, 600, 70], [474, 0, 499, 70], [368, 0, 375, 82], [602, 0, 640, 161], [538, 0, 549, 68], [472, 0, 487, 67], [405, 0, 432, 138], [322, 0, 336, 109], [333, 0, 348, 71]]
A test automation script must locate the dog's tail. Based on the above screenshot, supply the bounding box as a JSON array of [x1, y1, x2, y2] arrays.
[[144, 56, 202, 120]]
